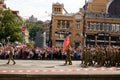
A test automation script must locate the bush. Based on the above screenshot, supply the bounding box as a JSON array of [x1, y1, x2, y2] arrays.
[[26, 42, 34, 48]]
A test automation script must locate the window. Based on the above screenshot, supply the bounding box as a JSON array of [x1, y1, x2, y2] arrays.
[[116, 24, 120, 32], [111, 24, 116, 32], [56, 41, 63, 48], [100, 23, 103, 31], [91, 22, 94, 30], [59, 8, 61, 12], [103, 23, 107, 32], [96, 22, 100, 31], [93, 23, 96, 31], [66, 21, 70, 28], [76, 21, 80, 30], [60, 34, 64, 39], [57, 20, 61, 28], [108, 24, 112, 32], [62, 20, 65, 28], [119, 24, 120, 32], [87, 22, 90, 30], [55, 33, 64, 39], [106, 23, 109, 32]]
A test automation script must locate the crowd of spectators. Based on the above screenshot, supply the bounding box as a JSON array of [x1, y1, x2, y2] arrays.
[[0, 44, 82, 60], [0, 44, 120, 61]]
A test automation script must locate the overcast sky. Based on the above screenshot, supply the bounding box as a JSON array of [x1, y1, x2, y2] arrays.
[[5, 0, 86, 21]]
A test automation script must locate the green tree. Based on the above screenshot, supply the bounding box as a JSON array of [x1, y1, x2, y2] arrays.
[[26, 20, 43, 41], [0, 9, 23, 43]]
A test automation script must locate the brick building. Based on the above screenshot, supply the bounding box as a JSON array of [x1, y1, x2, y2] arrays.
[[50, 0, 120, 47]]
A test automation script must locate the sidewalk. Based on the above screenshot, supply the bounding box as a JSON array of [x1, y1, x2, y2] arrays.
[[0, 60, 120, 75]]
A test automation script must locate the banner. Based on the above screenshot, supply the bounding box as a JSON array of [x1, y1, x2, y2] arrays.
[[62, 36, 70, 51]]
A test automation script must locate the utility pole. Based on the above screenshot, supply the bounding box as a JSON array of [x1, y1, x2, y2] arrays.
[[83, 0, 87, 48]]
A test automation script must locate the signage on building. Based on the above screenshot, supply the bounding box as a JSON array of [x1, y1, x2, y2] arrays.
[[97, 33, 109, 36], [21, 26, 26, 33]]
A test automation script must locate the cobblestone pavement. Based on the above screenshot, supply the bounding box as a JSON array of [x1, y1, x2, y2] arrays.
[[0, 60, 120, 75]]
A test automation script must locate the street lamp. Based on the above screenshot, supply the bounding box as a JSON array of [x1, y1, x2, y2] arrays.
[[7, 36, 10, 44], [83, 0, 87, 48]]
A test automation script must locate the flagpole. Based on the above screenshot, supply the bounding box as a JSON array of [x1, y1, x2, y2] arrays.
[[83, 0, 87, 48]]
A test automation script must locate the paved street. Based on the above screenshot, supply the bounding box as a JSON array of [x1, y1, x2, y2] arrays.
[[0, 60, 120, 75]]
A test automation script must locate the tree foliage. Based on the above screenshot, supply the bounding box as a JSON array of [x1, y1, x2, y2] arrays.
[[0, 9, 23, 42], [26, 20, 43, 41]]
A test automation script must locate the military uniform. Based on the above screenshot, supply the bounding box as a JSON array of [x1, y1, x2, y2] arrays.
[[6, 46, 16, 65], [64, 46, 72, 65], [84, 49, 93, 66], [81, 48, 86, 64]]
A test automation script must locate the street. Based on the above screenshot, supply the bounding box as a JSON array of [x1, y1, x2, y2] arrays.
[[0, 60, 119, 75]]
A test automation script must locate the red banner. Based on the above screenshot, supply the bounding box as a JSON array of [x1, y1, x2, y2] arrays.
[[62, 36, 70, 51]]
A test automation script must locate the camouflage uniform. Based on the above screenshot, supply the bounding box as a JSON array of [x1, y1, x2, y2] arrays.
[[64, 47, 72, 65], [100, 49, 106, 66], [117, 49, 120, 66], [81, 48, 86, 64], [6, 46, 16, 65], [87, 49, 93, 66]]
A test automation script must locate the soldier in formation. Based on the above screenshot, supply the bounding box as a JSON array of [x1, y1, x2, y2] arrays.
[[81, 46, 120, 67], [64, 45, 72, 65]]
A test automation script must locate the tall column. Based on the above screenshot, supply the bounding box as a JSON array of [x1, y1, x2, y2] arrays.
[[109, 36, 111, 46], [60, 20, 62, 28], [65, 20, 67, 29], [95, 35, 97, 46]]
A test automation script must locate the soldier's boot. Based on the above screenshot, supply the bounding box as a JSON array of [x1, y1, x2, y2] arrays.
[[13, 61, 16, 65], [69, 61, 72, 65], [112, 62, 116, 66], [69, 63, 72, 65], [11, 58, 16, 65], [64, 60, 67, 65], [6, 60, 10, 64], [84, 61, 87, 66], [81, 61, 83, 64], [6, 62, 9, 64]]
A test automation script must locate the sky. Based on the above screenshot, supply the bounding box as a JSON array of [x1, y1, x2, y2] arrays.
[[5, 0, 86, 21]]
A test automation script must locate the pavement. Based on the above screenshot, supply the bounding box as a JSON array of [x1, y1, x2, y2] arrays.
[[0, 60, 120, 75]]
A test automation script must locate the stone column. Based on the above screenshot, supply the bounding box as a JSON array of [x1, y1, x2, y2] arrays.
[[60, 20, 62, 28], [109, 36, 111, 46], [95, 35, 97, 46]]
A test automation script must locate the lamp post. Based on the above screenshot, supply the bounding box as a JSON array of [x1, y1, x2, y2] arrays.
[[21, 25, 26, 43], [83, 0, 87, 48], [7, 36, 10, 44]]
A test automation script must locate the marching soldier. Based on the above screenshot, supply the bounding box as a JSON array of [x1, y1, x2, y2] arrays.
[[64, 45, 72, 65], [81, 48, 86, 65], [85, 48, 93, 66], [117, 48, 120, 66], [6, 45, 16, 65]]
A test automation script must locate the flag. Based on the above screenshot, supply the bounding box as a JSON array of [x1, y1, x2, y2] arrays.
[[62, 36, 70, 51]]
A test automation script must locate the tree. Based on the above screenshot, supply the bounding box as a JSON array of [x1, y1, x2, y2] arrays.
[[0, 9, 23, 43], [26, 20, 43, 41]]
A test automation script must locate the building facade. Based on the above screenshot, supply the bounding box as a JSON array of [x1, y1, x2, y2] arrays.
[[43, 20, 51, 45], [86, 0, 120, 46], [51, 0, 120, 47], [0, 0, 6, 9]]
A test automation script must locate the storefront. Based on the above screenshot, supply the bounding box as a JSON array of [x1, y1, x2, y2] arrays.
[[86, 33, 120, 46]]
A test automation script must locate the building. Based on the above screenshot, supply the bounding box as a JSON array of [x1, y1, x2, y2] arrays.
[[0, 0, 6, 9], [43, 20, 51, 45], [51, 0, 120, 48], [86, 0, 120, 46], [51, 2, 83, 48], [28, 15, 38, 23]]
